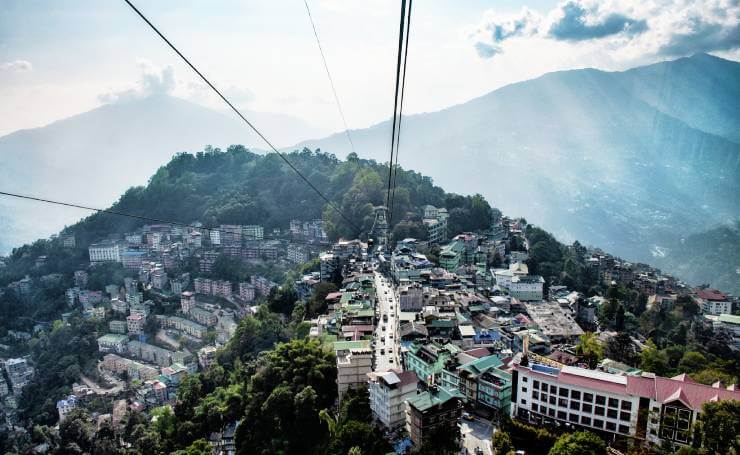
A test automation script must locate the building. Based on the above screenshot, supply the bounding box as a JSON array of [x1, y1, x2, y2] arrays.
[[287, 244, 310, 264], [190, 307, 218, 327], [405, 342, 461, 384], [157, 315, 207, 339], [111, 297, 128, 314], [368, 369, 419, 429], [181, 291, 196, 314], [406, 386, 463, 448], [243, 225, 264, 240], [239, 282, 256, 302], [102, 354, 159, 381], [4, 358, 34, 394], [334, 340, 373, 400], [251, 275, 277, 296], [399, 283, 424, 311], [109, 320, 127, 334], [74, 270, 88, 288], [509, 275, 545, 301], [198, 346, 218, 370], [97, 334, 129, 354], [89, 242, 121, 263], [57, 395, 78, 422], [122, 250, 148, 270], [212, 280, 232, 299], [523, 301, 584, 344], [209, 229, 221, 246], [127, 313, 146, 335], [694, 289, 733, 315], [320, 252, 339, 282], [511, 359, 740, 448]]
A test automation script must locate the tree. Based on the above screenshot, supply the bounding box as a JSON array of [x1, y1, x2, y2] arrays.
[[605, 332, 637, 365], [693, 400, 740, 454], [415, 423, 459, 455], [547, 431, 606, 455], [639, 340, 670, 376], [677, 351, 707, 374], [308, 282, 338, 316], [576, 332, 603, 369], [491, 431, 514, 455]]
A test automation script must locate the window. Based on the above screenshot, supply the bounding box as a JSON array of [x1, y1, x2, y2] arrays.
[[569, 413, 579, 422], [549, 396, 556, 405], [533, 380, 540, 389], [559, 388, 569, 397], [621, 401, 632, 410], [619, 425, 630, 434], [570, 401, 580, 411], [606, 422, 617, 431], [595, 406, 605, 416], [523, 377, 528, 382], [541, 393, 548, 401], [581, 416, 591, 425], [557, 411, 567, 420], [571, 390, 581, 400], [620, 411, 631, 421], [608, 398, 619, 408], [533, 391, 539, 400], [522, 387, 527, 393], [584, 393, 594, 402], [582, 404, 592, 413], [532, 404, 539, 412], [593, 419, 604, 428], [559, 398, 568, 407], [550, 385, 557, 394], [548, 408, 555, 417], [607, 409, 618, 419], [521, 399, 526, 404], [596, 395, 606, 405]]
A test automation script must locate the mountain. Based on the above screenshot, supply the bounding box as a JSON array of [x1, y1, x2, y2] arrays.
[[0, 95, 327, 253], [292, 53, 740, 290]]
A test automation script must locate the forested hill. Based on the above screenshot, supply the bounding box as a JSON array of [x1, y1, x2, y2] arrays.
[[60, 145, 494, 250]]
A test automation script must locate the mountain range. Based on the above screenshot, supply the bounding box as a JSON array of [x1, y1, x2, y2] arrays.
[[0, 53, 737, 291]]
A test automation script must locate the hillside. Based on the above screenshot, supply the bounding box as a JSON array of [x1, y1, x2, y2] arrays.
[[0, 95, 326, 253], [292, 53, 740, 289]]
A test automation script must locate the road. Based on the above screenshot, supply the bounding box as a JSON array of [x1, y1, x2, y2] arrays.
[[81, 374, 124, 396], [461, 418, 493, 455], [373, 271, 400, 372]]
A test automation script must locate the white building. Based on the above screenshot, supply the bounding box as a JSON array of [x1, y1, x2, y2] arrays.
[[209, 229, 221, 246], [88, 242, 121, 263], [694, 289, 733, 315], [57, 395, 78, 422], [368, 369, 418, 429], [509, 275, 545, 301], [512, 359, 740, 448], [243, 225, 264, 240], [287, 244, 310, 264], [334, 341, 373, 400], [97, 333, 129, 354]]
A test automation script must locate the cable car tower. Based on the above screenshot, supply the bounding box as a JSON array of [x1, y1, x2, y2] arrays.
[[370, 206, 389, 251]]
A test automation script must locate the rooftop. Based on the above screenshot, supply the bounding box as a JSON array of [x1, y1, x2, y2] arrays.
[[406, 386, 462, 412]]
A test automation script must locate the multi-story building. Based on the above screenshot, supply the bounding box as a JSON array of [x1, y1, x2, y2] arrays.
[[212, 280, 232, 299], [89, 242, 121, 263], [127, 340, 177, 367], [79, 290, 103, 306], [251, 275, 277, 296], [509, 275, 545, 301], [320, 252, 339, 282], [694, 288, 733, 315], [121, 250, 148, 270], [181, 291, 196, 314], [151, 268, 168, 290], [368, 369, 419, 429], [405, 342, 461, 384], [97, 334, 129, 354], [127, 313, 145, 335], [406, 386, 463, 448], [190, 307, 218, 327], [334, 340, 373, 400], [194, 278, 212, 295], [60, 234, 76, 248], [198, 346, 218, 370], [73, 270, 88, 288], [4, 358, 34, 394], [511, 359, 740, 448], [109, 320, 127, 334], [101, 354, 159, 381], [199, 251, 219, 273], [287, 244, 310, 264], [156, 315, 207, 339], [239, 282, 256, 302], [243, 225, 264, 240], [111, 297, 128, 314], [209, 229, 221, 246], [399, 283, 424, 311]]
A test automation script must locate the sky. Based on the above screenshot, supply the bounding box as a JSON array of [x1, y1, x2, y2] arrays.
[[0, 0, 738, 137]]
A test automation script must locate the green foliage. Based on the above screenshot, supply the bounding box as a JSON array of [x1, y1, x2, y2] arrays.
[[308, 282, 338, 316], [547, 431, 606, 455], [501, 416, 557, 455], [605, 332, 637, 366], [639, 340, 670, 376], [492, 430, 514, 455], [414, 422, 460, 455], [576, 332, 603, 369], [693, 400, 740, 454]]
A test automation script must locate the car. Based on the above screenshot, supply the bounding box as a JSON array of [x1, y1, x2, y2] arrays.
[[381, 337, 385, 343], [389, 358, 394, 363], [382, 325, 386, 331], [380, 349, 385, 355], [389, 334, 393, 339]]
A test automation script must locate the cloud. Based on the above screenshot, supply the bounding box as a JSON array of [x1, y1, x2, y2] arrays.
[[548, 1, 648, 41], [0, 60, 33, 72], [98, 60, 176, 104], [471, 8, 541, 58], [471, 0, 740, 60]]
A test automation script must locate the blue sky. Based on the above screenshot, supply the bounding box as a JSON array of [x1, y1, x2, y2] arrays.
[[0, 0, 737, 136]]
